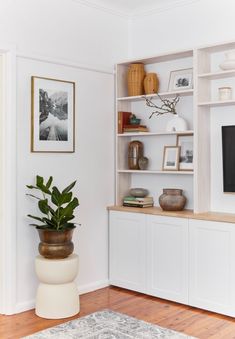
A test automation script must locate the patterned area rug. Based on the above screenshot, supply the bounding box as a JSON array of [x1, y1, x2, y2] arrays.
[[23, 309, 196, 338]]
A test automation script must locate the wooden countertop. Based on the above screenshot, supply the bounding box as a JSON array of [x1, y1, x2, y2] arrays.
[[107, 206, 235, 224]]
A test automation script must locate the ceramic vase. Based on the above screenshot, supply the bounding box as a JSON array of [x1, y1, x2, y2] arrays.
[[166, 114, 188, 132], [144, 73, 159, 94], [159, 188, 186, 211], [220, 50, 235, 70], [127, 63, 146, 96]]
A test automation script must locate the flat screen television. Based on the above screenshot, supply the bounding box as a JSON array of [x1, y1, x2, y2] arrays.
[[222, 125, 235, 192]]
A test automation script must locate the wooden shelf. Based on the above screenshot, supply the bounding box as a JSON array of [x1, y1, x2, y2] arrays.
[[117, 170, 193, 175], [117, 89, 193, 102], [198, 100, 235, 107], [108, 206, 235, 224], [117, 130, 194, 137], [198, 70, 235, 80]]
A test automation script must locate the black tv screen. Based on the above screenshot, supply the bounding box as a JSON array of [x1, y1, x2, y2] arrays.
[[222, 125, 235, 192]]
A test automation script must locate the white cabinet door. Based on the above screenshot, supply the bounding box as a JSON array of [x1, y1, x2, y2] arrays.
[[109, 211, 146, 293], [146, 215, 189, 304], [189, 219, 235, 316]]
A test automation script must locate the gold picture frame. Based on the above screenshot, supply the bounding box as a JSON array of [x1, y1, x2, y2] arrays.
[[31, 76, 75, 153], [162, 146, 180, 171]]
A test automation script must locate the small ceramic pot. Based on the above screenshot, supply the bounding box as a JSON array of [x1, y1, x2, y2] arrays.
[[138, 156, 149, 170], [159, 188, 186, 211]]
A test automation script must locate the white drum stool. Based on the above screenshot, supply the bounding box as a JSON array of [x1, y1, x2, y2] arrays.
[[35, 253, 80, 319]]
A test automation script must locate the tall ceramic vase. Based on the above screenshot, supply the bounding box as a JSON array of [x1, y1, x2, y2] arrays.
[[127, 63, 146, 96], [166, 114, 188, 132]]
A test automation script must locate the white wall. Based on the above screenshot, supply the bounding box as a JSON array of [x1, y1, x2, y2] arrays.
[[0, 0, 129, 313], [129, 0, 235, 58]]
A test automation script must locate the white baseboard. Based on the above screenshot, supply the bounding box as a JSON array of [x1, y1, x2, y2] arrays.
[[78, 280, 110, 295], [13, 281, 110, 314], [14, 299, 35, 314]]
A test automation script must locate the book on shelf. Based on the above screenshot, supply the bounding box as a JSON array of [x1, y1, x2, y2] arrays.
[[123, 126, 149, 133], [123, 196, 154, 203], [118, 111, 132, 134], [123, 203, 154, 208]]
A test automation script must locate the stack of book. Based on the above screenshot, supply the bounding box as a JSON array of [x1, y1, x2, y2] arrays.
[[123, 124, 149, 133], [123, 196, 154, 208]]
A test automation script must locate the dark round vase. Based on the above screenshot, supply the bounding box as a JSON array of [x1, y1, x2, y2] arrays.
[[159, 189, 186, 211], [37, 228, 75, 259]]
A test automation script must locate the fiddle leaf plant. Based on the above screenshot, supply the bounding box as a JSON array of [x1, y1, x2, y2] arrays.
[[26, 175, 79, 231]]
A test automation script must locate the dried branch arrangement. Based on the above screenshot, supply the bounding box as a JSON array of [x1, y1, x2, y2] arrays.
[[145, 93, 180, 119]]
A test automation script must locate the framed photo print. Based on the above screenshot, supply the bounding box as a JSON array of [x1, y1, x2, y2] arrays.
[[162, 146, 180, 171], [168, 68, 193, 91], [31, 76, 75, 153], [177, 134, 193, 171]]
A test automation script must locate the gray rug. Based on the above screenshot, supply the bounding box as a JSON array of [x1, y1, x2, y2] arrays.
[[23, 309, 196, 338]]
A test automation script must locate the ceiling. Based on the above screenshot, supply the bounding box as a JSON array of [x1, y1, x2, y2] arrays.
[[76, 0, 194, 16]]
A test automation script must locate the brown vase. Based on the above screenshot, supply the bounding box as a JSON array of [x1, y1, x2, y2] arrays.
[[144, 73, 159, 94], [37, 228, 75, 259], [127, 63, 146, 96], [128, 140, 144, 170], [159, 189, 186, 211]]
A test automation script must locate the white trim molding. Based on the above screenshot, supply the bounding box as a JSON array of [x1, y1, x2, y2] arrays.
[[71, 0, 200, 18], [78, 280, 110, 295], [0, 44, 17, 315]]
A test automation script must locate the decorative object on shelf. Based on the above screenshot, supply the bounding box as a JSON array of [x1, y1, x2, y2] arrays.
[[166, 114, 188, 132], [145, 93, 179, 118], [127, 63, 146, 96], [128, 140, 144, 170], [218, 87, 232, 101], [123, 195, 154, 208], [177, 134, 193, 171], [144, 73, 159, 94], [159, 188, 186, 211], [162, 146, 180, 171], [138, 156, 149, 170], [168, 68, 193, 91], [118, 111, 132, 133], [123, 125, 149, 133], [220, 50, 235, 70], [31, 76, 75, 153], [129, 187, 149, 197], [130, 114, 141, 125], [26, 175, 80, 259]]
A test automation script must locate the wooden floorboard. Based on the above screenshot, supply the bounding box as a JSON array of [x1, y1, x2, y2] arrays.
[[1, 286, 235, 338]]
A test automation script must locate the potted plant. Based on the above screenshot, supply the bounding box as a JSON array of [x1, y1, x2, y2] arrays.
[[26, 175, 79, 259]]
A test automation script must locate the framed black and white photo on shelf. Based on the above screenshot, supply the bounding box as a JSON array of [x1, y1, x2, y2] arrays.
[[168, 68, 193, 91], [162, 146, 180, 171], [177, 134, 193, 171], [31, 76, 75, 153]]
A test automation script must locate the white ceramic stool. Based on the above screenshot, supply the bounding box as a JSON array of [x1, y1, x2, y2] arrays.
[[35, 253, 79, 319]]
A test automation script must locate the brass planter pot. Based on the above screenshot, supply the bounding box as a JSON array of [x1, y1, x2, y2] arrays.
[[37, 228, 75, 259]]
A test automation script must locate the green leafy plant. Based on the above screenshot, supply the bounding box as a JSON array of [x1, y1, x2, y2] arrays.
[[26, 175, 79, 231]]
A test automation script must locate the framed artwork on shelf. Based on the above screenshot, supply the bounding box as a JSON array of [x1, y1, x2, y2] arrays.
[[31, 76, 75, 153], [177, 134, 193, 171], [168, 68, 193, 91], [162, 146, 180, 171]]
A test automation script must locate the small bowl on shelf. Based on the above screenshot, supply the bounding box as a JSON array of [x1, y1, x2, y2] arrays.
[[130, 188, 149, 197], [130, 117, 141, 125]]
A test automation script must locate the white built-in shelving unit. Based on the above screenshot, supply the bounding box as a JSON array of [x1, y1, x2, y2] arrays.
[[115, 41, 235, 214]]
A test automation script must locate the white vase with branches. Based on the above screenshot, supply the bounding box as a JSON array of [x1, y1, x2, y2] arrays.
[[145, 94, 188, 132]]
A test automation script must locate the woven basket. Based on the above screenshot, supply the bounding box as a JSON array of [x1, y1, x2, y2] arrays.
[[127, 63, 145, 96], [144, 73, 159, 94]]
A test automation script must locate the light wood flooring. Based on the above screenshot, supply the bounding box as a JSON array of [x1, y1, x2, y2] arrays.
[[1, 286, 235, 338]]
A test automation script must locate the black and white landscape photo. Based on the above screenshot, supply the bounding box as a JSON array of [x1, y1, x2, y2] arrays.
[[39, 88, 68, 141], [177, 135, 193, 171], [31, 76, 75, 153]]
